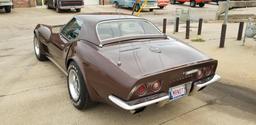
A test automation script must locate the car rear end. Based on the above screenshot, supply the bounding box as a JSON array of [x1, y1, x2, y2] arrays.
[[108, 59, 220, 112], [157, 0, 169, 8], [0, 0, 12, 13], [58, 0, 84, 10], [196, 0, 211, 3], [142, 0, 158, 9]]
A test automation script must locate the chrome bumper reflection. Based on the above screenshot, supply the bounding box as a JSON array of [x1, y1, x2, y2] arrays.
[[108, 74, 221, 111], [195, 74, 221, 91], [108, 95, 169, 110]]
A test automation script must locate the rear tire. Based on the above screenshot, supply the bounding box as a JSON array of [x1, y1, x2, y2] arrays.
[[179, 2, 185, 4], [67, 62, 92, 110], [33, 36, 48, 61], [190, 0, 196, 7], [56, 6, 61, 13], [159, 6, 164, 9], [76, 8, 81, 12], [199, 3, 205, 7], [170, 0, 176, 4], [5, 6, 11, 13], [113, 2, 119, 8], [135, 5, 141, 12], [46, 1, 51, 9]]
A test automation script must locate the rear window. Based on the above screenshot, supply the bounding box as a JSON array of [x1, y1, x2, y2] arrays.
[[96, 19, 161, 41]]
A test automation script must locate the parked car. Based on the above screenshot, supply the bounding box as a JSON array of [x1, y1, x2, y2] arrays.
[[170, 0, 210, 7], [46, 0, 84, 13], [211, 0, 226, 5], [158, 0, 169, 9], [111, 0, 158, 12], [33, 13, 221, 113], [0, 0, 12, 13]]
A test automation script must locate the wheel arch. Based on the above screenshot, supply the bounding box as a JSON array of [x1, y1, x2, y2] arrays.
[[66, 56, 101, 102], [34, 29, 39, 38], [33, 26, 49, 54], [112, 0, 118, 3], [34, 24, 41, 38]]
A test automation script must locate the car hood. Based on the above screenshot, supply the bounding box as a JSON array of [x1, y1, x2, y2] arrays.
[[99, 38, 210, 78]]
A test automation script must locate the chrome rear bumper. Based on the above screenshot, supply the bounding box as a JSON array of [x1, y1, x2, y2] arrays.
[[59, 5, 84, 9], [195, 74, 221, 91], [108, 74, 221, 111]]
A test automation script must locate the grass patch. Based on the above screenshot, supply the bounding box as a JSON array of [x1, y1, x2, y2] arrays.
[[191, 36, 205, 42]]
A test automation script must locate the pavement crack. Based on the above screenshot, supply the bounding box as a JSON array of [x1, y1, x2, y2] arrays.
[[0, 55, 12, 58], [158, 103, 209, 125], [0, 83, 63, 98], [0, 95, 6, 97]]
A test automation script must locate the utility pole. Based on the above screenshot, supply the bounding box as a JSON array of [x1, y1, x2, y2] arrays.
[[219, 0, 230, 48]]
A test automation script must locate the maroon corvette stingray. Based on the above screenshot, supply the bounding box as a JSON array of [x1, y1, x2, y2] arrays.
[[33, 13, 220, 113]]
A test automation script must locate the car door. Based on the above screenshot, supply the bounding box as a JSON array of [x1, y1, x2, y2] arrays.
[[48, 18, 83, 70]]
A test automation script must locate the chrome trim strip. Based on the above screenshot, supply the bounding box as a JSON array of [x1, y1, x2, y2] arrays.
[[95, 19, 163, 43], [185, 69, 199, 75], [195, 74, 221, 90], [108, 95, 169, 110], [47, 56, 68, 76]]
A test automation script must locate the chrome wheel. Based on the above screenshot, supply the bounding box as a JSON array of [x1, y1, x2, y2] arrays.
[[190, 1, 196, 7], [67, 62, 93, 110], [34, 37, 40, 56], [68, 69, 80, 101]]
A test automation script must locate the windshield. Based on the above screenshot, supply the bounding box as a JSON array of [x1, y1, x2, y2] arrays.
[[96, 19, 162, 42]]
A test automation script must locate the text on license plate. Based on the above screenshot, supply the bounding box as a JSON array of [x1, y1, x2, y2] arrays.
[[169, 84, 186, 100]]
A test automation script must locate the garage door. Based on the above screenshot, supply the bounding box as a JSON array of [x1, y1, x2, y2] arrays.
[[85, 0, 99, 5]]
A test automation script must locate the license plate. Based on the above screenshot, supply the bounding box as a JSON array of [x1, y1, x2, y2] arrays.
[[169, 84, 186, 100]]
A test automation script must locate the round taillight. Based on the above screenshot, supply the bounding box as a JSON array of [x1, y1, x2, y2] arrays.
[[150, 81, 161, 92], [197, 69, 204, 79], [135, 84, 147, 96]]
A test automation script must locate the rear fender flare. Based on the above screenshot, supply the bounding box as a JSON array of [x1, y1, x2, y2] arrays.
[[66, 56, 101, 102]]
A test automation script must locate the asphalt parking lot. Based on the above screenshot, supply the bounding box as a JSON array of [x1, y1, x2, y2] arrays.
[[0, 5, 256, 125]]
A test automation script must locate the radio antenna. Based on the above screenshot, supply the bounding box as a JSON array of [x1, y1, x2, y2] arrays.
[[117, 41, 122, 66], [116, 5, 122, 66]]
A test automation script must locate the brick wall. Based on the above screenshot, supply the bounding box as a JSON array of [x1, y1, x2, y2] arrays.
[[100, 0, 111, 5], [13, 0, 36, 8]]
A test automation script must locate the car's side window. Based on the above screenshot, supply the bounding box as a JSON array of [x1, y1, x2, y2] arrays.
[[61, 18, 83, 41]]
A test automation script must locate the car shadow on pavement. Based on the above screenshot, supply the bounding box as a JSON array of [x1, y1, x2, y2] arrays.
[[172, 3, 202, 8], [198, 82, 256, 119], [78, 82, 256, 124], [46, 8, 80, 14]]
